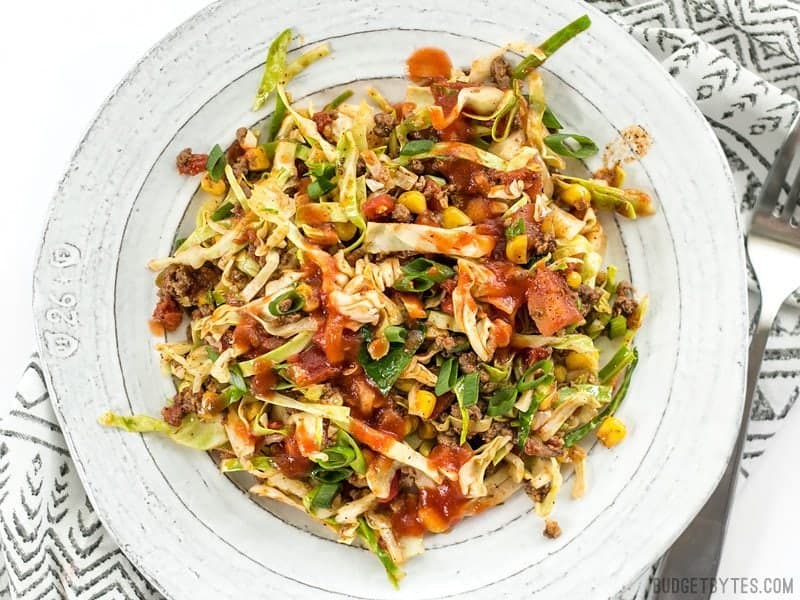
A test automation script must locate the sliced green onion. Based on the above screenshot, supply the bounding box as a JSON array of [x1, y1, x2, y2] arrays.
[[505, 218, 525, 239], [358, 326, 426, 394], [435, 357, 459, 396], [206, 144, 226, 181], [454, 371, 480, 445], [607, 315, 628, 340], [399, 139, 435, 156], [311, 466, 352, 483], [211, 202, 234, 221], [599, 345, 635, 385], [542, 107, 563, 130], [222, 386, 244, 405], [308, 162, 337, 179], [315, 447, 356, 470], [264, 93, 288, 142], [456, 373, 479, 408], [324, 89, 353, 111], [482, 363, 510, 383], [402, 258, 454, 281], [268, 289, 305, 316], [308, 481, 341, 509], [487, 387, 518, 417], [472, 136, 491, 151], [206, 347, 220, 362], [512, 15, 592, 78], [229, 363, 247, 393], [337, 430, 366, 474], [517, 359, 554, 392], [357, 517, 405, 589], [605, 265, 618, 293], [392, 275, 435, 293], [284, 43, 330, 80], [220, 456, 275, 473], [383, 326, 407, 344], [564, 348, 638, 446], [253, 28, 292, 111], [261, 140, 279, 159], [517, 375, 554, 448], [544, 133, 598, 159], [307, 177, 337, 199]]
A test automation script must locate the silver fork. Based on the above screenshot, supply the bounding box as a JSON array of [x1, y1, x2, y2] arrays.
[[654, 115, 800, 599]]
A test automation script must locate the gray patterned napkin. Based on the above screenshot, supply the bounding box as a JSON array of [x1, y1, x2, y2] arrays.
[[3, 1, 799, 597]]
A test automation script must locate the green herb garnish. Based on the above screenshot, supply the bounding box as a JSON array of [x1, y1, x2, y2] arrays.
[[206, 144, 227, 181]]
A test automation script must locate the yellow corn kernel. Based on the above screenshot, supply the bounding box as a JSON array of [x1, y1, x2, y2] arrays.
[[398, 190, 427, 214], [442, 206, 472, 228], [565, 351, 595, 371], [596, 416, 626, 448], [560, 183, 591, 209], [245, 146, 270, 171], [418, 421, 437, 440], [554, 364, 567, 382], [505, 234, 528, 264], [404, 415, 420, 436], [334, 221, 357, 241], [200, 173, 227, 196], [409, 389, 437, 419], [419, 440, 434, 457], [566, 270, 582, 289]]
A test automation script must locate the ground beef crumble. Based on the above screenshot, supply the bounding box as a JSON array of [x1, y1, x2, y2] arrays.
[[372, 112, 397, 137], [175, 148, 208, 175], [158, 263, 221, 307], [613, 281, 639, 317], [162, 388, 203, 426], [543, 519, 562, 539], [391, 202, 413, 223], [577, 284, 603, 317], [490, 56, 512, 89]]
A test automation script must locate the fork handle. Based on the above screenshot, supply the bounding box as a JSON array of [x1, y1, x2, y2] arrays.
[[653, 284, 781, 599]]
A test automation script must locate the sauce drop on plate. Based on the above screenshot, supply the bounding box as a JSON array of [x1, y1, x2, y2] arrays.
[[407, 47, 453, 82]]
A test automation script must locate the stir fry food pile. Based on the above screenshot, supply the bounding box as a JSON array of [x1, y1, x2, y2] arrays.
[[101, 15, 653, 586]]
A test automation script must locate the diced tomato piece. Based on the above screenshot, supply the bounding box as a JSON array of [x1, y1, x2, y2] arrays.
[[362, 194, 395, 221], [151, 295, 183, 332], [286, 345, 338, 385], [526, 265, 582, 336], [272, 436, 313, 478], [491, 318, 513, 348]]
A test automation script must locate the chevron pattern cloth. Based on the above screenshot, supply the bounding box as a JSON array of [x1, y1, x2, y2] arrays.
[[4, 1, 800, 598]]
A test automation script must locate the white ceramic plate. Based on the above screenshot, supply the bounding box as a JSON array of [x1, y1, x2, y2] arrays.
[[32, 1, 748, 598]]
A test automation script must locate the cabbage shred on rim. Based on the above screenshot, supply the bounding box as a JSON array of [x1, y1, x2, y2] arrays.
[[99, 14, 653, 587]]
